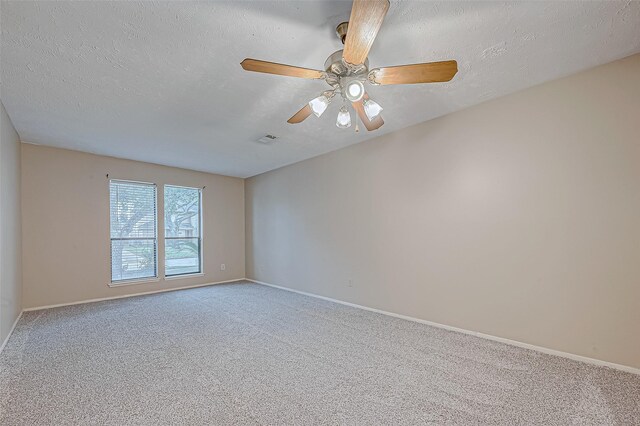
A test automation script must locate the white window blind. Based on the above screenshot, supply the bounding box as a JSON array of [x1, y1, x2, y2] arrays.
[[109, 180, 157, 282], [164, 185, 202, 276]]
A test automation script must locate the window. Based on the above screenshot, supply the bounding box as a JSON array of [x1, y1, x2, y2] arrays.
[[164, 185, 202, 276], [109, 180, 157, 283]]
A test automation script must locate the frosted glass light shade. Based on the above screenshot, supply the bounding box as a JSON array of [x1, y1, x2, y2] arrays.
[[336, 107, 351, 128], [309, 95, 330, 117], [363, 98, 383, 121], [345, 81, 364, 102]]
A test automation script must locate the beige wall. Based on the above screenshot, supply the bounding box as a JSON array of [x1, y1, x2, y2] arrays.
[[0, 101, 22, 344], [246, 54, 640, 369], [22, 145, 245, 308]]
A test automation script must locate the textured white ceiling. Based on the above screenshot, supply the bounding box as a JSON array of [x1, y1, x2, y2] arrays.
[[1, 1, 639, 178]]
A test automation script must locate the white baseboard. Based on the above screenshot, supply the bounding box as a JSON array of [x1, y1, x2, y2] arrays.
[[246, 278, 640, 376], [23, 278, 246, 312], [0, 311, 23, 355]]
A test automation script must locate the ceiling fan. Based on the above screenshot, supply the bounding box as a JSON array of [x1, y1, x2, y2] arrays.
[[240, 0, 457, 132]]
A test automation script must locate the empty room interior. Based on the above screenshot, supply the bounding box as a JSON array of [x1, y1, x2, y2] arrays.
[[1, 0, 639, 424]]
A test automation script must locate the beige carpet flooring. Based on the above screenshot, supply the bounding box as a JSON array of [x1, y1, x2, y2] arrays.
[[1, 281, 639, 425]]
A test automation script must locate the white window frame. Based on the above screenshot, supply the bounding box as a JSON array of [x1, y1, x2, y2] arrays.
[[108, 179, 158, 287], [163, 184, 203, 278]]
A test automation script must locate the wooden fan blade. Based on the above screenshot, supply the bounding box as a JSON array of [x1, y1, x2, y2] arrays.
[[352, 94, 384, 131], [371, 60, 458, 85], [343, 0, 390, 65], [287, 104, 312, 124], [241, 59, 324, 79]]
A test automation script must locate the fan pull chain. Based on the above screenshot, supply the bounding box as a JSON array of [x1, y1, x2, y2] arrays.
[[352, 106, 360, 133]]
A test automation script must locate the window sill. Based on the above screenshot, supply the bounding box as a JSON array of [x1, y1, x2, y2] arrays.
[[164, 273, 205, 281], [109, 277, 160, 288]]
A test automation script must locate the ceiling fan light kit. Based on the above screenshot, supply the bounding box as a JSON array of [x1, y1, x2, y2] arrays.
[[345, 79, 365, 102], [309, 95, 331, 117], [336, 106, 352, 129], [363, 98, 383, 121], [240, 0, 458, 133]]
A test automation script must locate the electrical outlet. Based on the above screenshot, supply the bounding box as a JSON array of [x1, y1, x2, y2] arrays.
[[220, 264, 226, 271], [347, 279, 353, 288]]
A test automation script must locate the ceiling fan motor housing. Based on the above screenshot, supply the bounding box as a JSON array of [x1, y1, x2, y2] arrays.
[[324, 50, 369, 74], [324, 49, 369, 98]]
